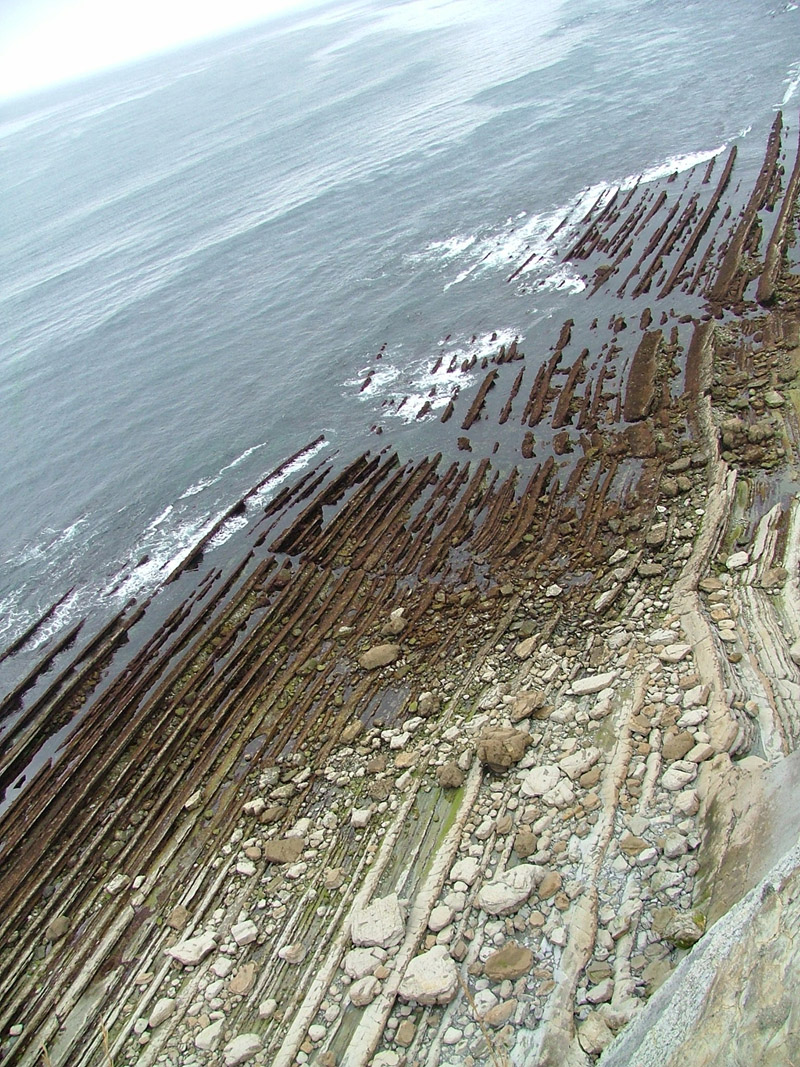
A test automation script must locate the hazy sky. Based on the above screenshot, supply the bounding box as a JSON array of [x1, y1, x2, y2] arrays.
[[0, 0, 330, 100]]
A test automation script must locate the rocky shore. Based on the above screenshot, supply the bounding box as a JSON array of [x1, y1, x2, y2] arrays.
[[1, 112, 800, 1067]]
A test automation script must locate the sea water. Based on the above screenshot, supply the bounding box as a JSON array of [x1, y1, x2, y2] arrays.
[[1, 0, 798, 673]]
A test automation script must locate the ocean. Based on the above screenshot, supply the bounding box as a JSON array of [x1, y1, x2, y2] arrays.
[[1, 0, 798, 690]]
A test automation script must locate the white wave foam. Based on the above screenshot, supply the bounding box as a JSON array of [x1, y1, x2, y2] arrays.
[[206, 514, 250, 550], [5, 515, 89, 568], [781, 62, 800, 105], [112, 439, 329, 601], [180, 476, 216, 499], [26, 589, 85, 651], [621, 145, 726, 190], [179, 442, 270, 501], [347, 329, 520, 423], [250, 438, 329, 508], [535, 264, 587, 294], [417, 142, 727, 291]]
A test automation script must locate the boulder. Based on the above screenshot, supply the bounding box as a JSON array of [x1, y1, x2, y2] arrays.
[[262, 837, 304, 864], [437, 761, 465, 788], [223, 1033, 263, 1067], [351, 893, 405, 949], [398, 946, 458, 1005], [477, 726, 532, 772], [166, 932, 216, 966], [349, 975, 381, 1007], [520, 764, 561, 797], [477, 864, 542, 915], [483, 941, 534, 980], [358, 644, 400, 670]]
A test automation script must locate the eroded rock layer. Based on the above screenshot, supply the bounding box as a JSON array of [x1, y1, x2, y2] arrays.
[[1, 113, 800, 1067]]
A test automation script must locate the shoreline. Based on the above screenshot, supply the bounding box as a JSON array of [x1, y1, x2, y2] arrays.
[[1, 111, 800, 1066]]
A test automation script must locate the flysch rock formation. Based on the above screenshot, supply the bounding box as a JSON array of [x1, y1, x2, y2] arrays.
[[1, 111, 800, 1067]]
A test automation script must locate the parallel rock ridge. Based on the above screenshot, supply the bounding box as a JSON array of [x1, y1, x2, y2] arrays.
[[0, 113, 799, 1067]]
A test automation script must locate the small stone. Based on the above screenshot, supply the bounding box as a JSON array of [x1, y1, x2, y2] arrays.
[[278, 941, 307, 964], [229, 963, 256, 996], [586, 978, 614, 1004], [343, 948, 383, 979], [417, 692, 440, 717], [105, 873, 131, 896], [223, 1033, 263, 1066], [520, 764, 561, 797], [429, 905, 454, 933], [44, 916, 70, 942], [514, 636, 537, 660], [359, 644, 400, 670], [349, 975, 381, 1007], [259, 998, 277, 1019], [477, 864, 541, 915], [538, 872, 562, 900], [395, 1020, 415, 1047], [578, 1013, 614, 1055], [167, 905, 190, 931], [195, 1019, 224, 1052], [437, 762, 465, 788], [483, 999, 517, 1027], [569, 672, 618, 696], [559, 746, 600, 781], [662, 761, 698, 791], [450, 857, 481, 886], [662, 731, 695, 761], [483, 942, 534, 981], [262, 838, 304, 864], [351, 894, 405, 949], [231, 920, 258, 947], [675, 789, 699, 815], [148, 998, 176, 1029], [685, 742, 715, 763], [309, 1024, 327, 1042], [351, 807, 373, 829], [242, 797, 266, 817], [166, 933, 217, 967], [477, 726, 532, 772], [764, 390, 785, 408], [658, 643, 692, 664], [663, 832, 688, 859], [663, 913, 704, 947], [324, 867, 345, 890], [725, 551, 749, 571], [514, 830, 538, 858]]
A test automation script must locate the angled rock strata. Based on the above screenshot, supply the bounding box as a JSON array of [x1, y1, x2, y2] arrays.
[[1, 112, 800, 1067]]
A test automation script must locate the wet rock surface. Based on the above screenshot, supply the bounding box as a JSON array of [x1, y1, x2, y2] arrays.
[[1, 113, 800, 1067]]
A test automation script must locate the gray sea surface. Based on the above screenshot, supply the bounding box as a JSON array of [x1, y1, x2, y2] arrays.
[[0, 0, 798, 669]]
